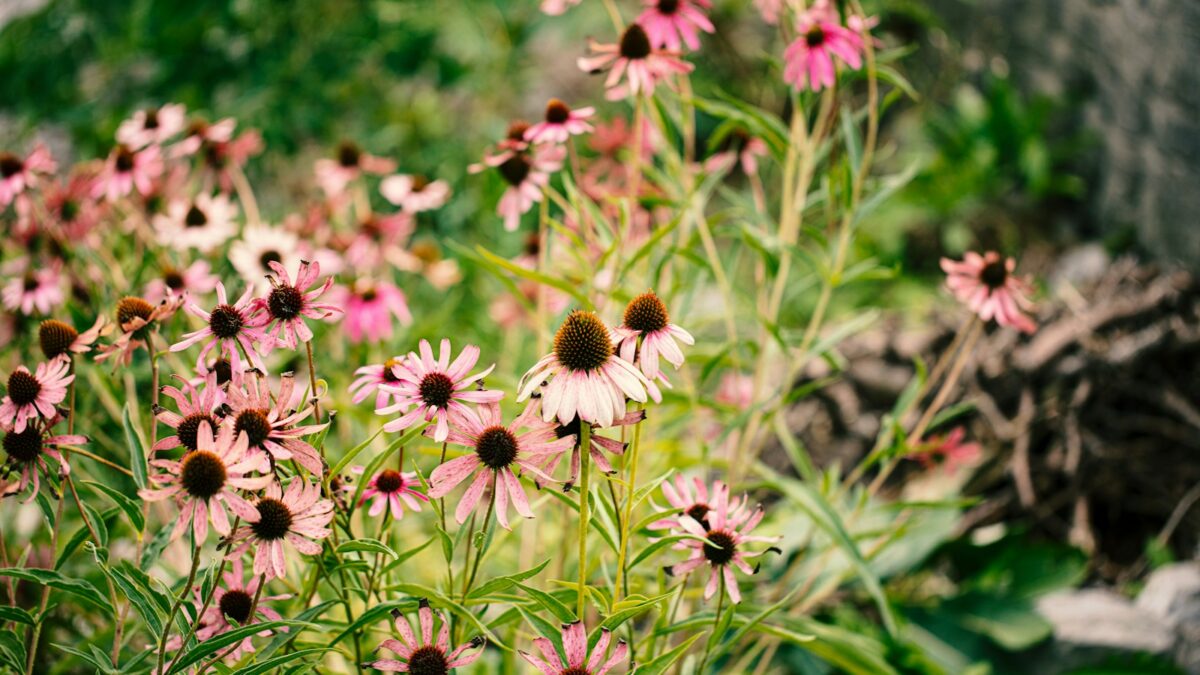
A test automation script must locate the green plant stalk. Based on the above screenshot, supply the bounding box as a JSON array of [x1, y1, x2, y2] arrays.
[[122, 334, 162, 665], [577, 422, 592, 618], [613, 403, 645, 601], [166, 517, 241, 674], [462, 484, 497, 601], [156, 539, 202, 675], [696, 575, 726, 674]]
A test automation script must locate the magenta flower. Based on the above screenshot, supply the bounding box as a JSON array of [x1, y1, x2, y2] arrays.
[[470, 123, 566, 232], [223, 372, 328, 475], [171, 282, 273, 373], [1, 415, 84, 502], [908, 427, 982, 473], [380, 174, 452, 213], [95, 295, 185, 366], [614, 290, 694, 401], [3, 261, 64, 316], [519, 620, 629, 675], [116, 104, 187, 149], [38, 315, 110, 361], [667, 489, 779, 604], [783, 5, 865, 92], [649, 475, 739, 534], [0, 144, 56, 207], [144, 260, 219, 305], [355, 466, 429, 519], [164, 559, 288, 663], [349, 356, 408, 411], [0, 357, 73, 434], [637, 0, 715, 52], [376, 339, 504, 443], [335, 280, 412, 344], [91, 144, 163, 202], [255, 260, 342, 350], [429, 402, 573, 529], [940, 251, 1037, 334], [366, 599, 486, 672], [524, 99, 596, 145], [577, 23, 694, 101], [139, 421, 270, 543], [152, 372, 225, 453], [518, 310, 650, 428], [229, 479, 334, 580], [314, 140, 396, 198]]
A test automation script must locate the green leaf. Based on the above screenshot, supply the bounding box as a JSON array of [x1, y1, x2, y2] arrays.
[[351, 424, 428, 509], [237, 648, 330, 675], [515, 581, 576, 622], [467, 558, 550, 600], [99, 560, 172, 637], [336, 538, 398, 560], [595, 591, 675, 640], [628, 535, 706, 571], [82, 480, 145, 532], [326, 426, 384, 481], [57, 507, 119, 569], [0, 606, 34, 626], [0, 568, 112, 614], [381, 538, 434, 573], [632, 632, 703, 675], [516, 606, 564, 656], [474, 244, 594, 310], [0, 630, 27, 673], [121, 403, 148, 490], [167, 620, 308, 674]]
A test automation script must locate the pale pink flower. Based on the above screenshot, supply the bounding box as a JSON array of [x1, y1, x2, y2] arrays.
[[367, 599, 486, 672], [380, 174, 451, 213], [429, 402, 572, 529], [255, 260, 341, 350], [0, 144, 56, 206], [92, 144, 163, 202], [42, 173, 104, 241], [393, 241, 461, 290], [1, 415, 84, 502], [908, 427, 982, 473], [116, 104, 187, 149], [139, 421, 271, 543], [152, 193, 239, 253], [38, 315, 111, 360], [614, 290, 693, 402], [200, 129, 264, 192], [228, 478, 334, 580], [649, 475, 738, 534], [541, 0, 581, 15], [519, 620, 629, 675], [223, 372, 328, 475], [534, 404, 645, 488], [667, 489, 780, 604], [470, 123, 565, 232], [334, 280, 411, 344], [940, 251, 1037, 333], [783, 5, 865, 91], [164, 559, 288, 662], [314, 141, 396, 198], [229, 224, 303, 294], [754, 0, 783, 24], [524, 99, 596, 145], [714, 371, 754, 408], [638, 0, 715, 52], [95, 296, 185, 366], [349, 356, 408, 411], [0, 357, 73, 434], [3, 262, 64, 315], [171, 282, 273, 373], [144, 260, 219, 304], [356, 466, 428, 519], [152, 372, 225, 453], [173, 117, 237, 157], [377, 339, 504, 443], [578, 23, 694, 101], [518, 310, 650, 428]]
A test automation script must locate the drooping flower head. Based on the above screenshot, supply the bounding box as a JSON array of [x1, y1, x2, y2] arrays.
[[334, 280, 412, 344], [38, 316, 110, 361], [524, 99, 596, 145], [0, 144, 56, 207], [519, 620, 630, 675], [667, 488, 779, 604], [255, 260, 342, 350], [380, 174, 452, 213], [470, 122, 565, 232], [152, 372, 225, 453], [356, 466, 429, 519], [518, 310, 650, 428], [164, 558, 288, 663], [92, 143, 163, 202], [152, 193, 239, 253], [229, 479, 334, 580], [782, 3, 865, 92], [223, 372, 328, 475], [366, 599, 486, 673], [3, 262, 64, 316], [1, 414, 84, 502], [376, 339, 505, 443], [940, 251, 1037, 334], [0, 357, 73, 434], [428, 402, 573, 529], [144, 260, 219, 304], [577, 23, 694, 101], [637, 0, 715, 52], [614, 290, 693, 401], [139, 422, 270, 544], [95, 295, 185, 365], [171, 282, 273, 373], [116, 104, 187, 149]]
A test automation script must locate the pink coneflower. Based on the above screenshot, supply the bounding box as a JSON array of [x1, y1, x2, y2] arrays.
[[0, 357, 72, 434], [343, 211, 415, 269], [357, 467, 428, 519], [714, 371, 754, 408], [380, 174, 451, 213], [614, 290, 693, 401], [95, 295, 185, 366], [428, 402, 572, 528], [667, 489, 779, 604], [223, 372, 327, 475], [139, 421, 270, 543], [92, 144, 163, 202], [534, 405, 645, 488], [255, 260, 341, 350], [153, 193, 239, 253], [578, 23, 694, 101], [314, 141, 396, 198], [541, 0, 581, 15], [376, 339, 504, 443], [228, 479, 334, 580], [171, 282, 273, 373], [173, 117, 237, 157], [229, 224, 303, 294], [940, 251, 1037, 334], [470, 122, 565, 232], [144, 260, 220, 305], [38, 316, 110, 361], [638, 0, 715, 52], [349, 357, 408, 411], [1, 415, 84, 502], [519, 620, 629, 675], [199, 129, 264, 192], [525, 99, 596, 145], [393, 240, 462, 290], [908, 427, 982, 473], [367, 599, 486, 672], [164, 559, 288, 662], [649, 475, 739, 534], [334, 280, 411, 344], [153, 372, 225, 453], [518, 310, 650, 428], [116, 104, 187, 149], [3, 262, 64, 316], [783, 5, 865, 92], [42, 173, 104, 240], [0, 144, 56, 207]]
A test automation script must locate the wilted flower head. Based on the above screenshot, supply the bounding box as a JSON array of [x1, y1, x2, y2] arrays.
[[614, 290, 694, 401], [940, 251, 1037, 333], [255, 260, 342, 350], [223, 372, 328, 475], [95, 295, 185, 365], [38, 315, 110, 360]]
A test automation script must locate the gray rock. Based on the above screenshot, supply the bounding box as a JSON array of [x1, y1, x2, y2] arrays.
[[1036, 589, 1175, 657], [1137, 563, 1200, 673]]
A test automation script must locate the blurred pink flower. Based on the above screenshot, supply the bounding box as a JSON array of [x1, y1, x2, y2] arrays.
[[908, 427, 982, 473], [3, 260, 64, 316], [0, 144, 56, 206], [470, 123, 565, 232], [116, 104, 187, 149], [314, 141, 396, 198], [380, 174, 451, 213], [578, 23, 693, 101], [92, 144, 163, 202], [229, 224, 302, 294], [334, 279, 411, 344], [783, 4, 865, 91], [540, 0, 581, 15], [153, 193, 239, 253], [638, 0, 715, 52], [524, 99, 595, 145], [144, 260, 219, 304], [940, 251, 1036, 333]]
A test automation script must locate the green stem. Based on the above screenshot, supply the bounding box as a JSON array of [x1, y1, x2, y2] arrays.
[[577, 423, 592, 618], [462, 482, 497, 601], [156, 540, 202, 675], [696, 576, 726, 674], [613, 403, 645, 601]]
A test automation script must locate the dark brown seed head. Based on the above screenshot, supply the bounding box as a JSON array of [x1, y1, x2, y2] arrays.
[[337, 141, 361, 168], [234, 409, 272, 448], [657, 0, 680, 14], [407, 645, 450, 675], [383, 357, 403, 383], [39, 320, 78, 359], [219, 588, 253, 624], [475, 426, 519, 470], [185, 204, 208, 227], [374, 469, 405, 493], [208, 304, 244, 339], [623, 291, 669, 333], [6, 370, 42, 406], [259, 250, 282, 272], [267, 285, 304, 321], [506, 121, 531, 142], [686, 503, 711, 526], [176, 413, 220, 452], [703, 529, 736, 565], [3, 428, 43, 463], [179, 450, 227, 499], [553, 310, 613, 372], [251, 497, 293, 540], [142, 107, 161, 129], [980, 257, 1008, 289], [497, 154, 532, 187], [805, 26, 826, 47], [620, 24, 653, 59], [116, 296, 155, 328], [544, 99, 571, 124], [0, 153, 23, 178], [418, 372, 455, 410], [115, 145, 135, 172], [163, 267, 187, 290]]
